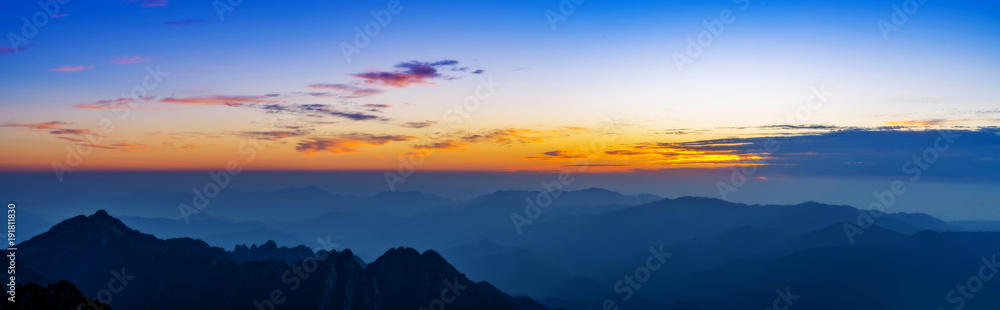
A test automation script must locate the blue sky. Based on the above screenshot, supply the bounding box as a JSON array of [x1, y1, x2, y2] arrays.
[[0, 0, 999, 219]]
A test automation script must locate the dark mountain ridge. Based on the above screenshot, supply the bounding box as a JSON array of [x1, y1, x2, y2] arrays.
[[13, 210, 550, 310]]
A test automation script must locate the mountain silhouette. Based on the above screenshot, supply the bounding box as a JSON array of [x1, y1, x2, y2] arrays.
[[15, 210, 551, 310], [0, 281, 111, 310]]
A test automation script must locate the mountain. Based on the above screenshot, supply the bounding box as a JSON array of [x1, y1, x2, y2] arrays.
[[950, 220, 1000, 232], [663, 230, 1000, 309], [443, 240, 575, 297], [0, 281, 111, 310], [15, 211, 550, 310]]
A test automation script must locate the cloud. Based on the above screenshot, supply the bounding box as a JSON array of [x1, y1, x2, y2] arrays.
[[173, 144, 199, 150], [351, 60, 468, 88], [50, 65, 94, 72], [236, 129, 311, 141], [157, 93, 386, 122], [415, 127, 586, 151], [0, 121, 72, 131], [160, 95, 281, 106], [166, 18, 212, 26], [308, 84, 384, 98], [111, 142, 159, 152], [412, 140, 468, 151], [73, 97, 157, 110], [81, 143, 117, 150], [1, 45, 34, 55], [523, 150, 589, 161], [49, 128, 92, 135], [111, 56, 152, 64], [879, 119, 999, 127], [240, 103, 383, 121], [758, 124, 841, 130], [1, 121, 99, 137], [534, 128, 1000, 181], [882, 120, 948, 126], [296, 134, 416, 154], [400, 121, 437, 129], [57, 137, 84, 142]]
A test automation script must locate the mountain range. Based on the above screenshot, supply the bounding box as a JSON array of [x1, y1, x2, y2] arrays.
[[8, 188, 1000, 309]]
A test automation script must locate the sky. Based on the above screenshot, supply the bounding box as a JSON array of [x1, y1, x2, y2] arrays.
[[1, 0, 999, 219]]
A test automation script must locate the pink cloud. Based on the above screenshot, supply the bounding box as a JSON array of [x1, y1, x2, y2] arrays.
[[50, 65, 94, 72], [111, 56, 151, 64]]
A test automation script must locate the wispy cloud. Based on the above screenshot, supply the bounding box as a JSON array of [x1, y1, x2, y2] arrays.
[[0, 121, 72, 131], [296, 134, 417, 154], [111, 56, 152, 64], [73, 97, 158, 110], [50, 65, 94, 72], [48, 128, 92, 135], [111, 142, 160, 152], [415, 127, 587, 151], [0, 121, 94, 136], [308, 84, 384, 98], [239, 103, 384, 121], [236, 129, 312, 141], [522, 128, 1000, 181], [400, 121, 438, 129], [1, 46, 26, 55], [160, 95, 280, 106], [81, 143, 117, 150]]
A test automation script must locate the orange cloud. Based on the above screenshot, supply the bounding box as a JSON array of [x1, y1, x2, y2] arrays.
[[0, 121, 72, 131], [296, 134, 416, 154], [415, 127, 588, 151], [525, 143, 766, 168], [112, 142, 160, 152]]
